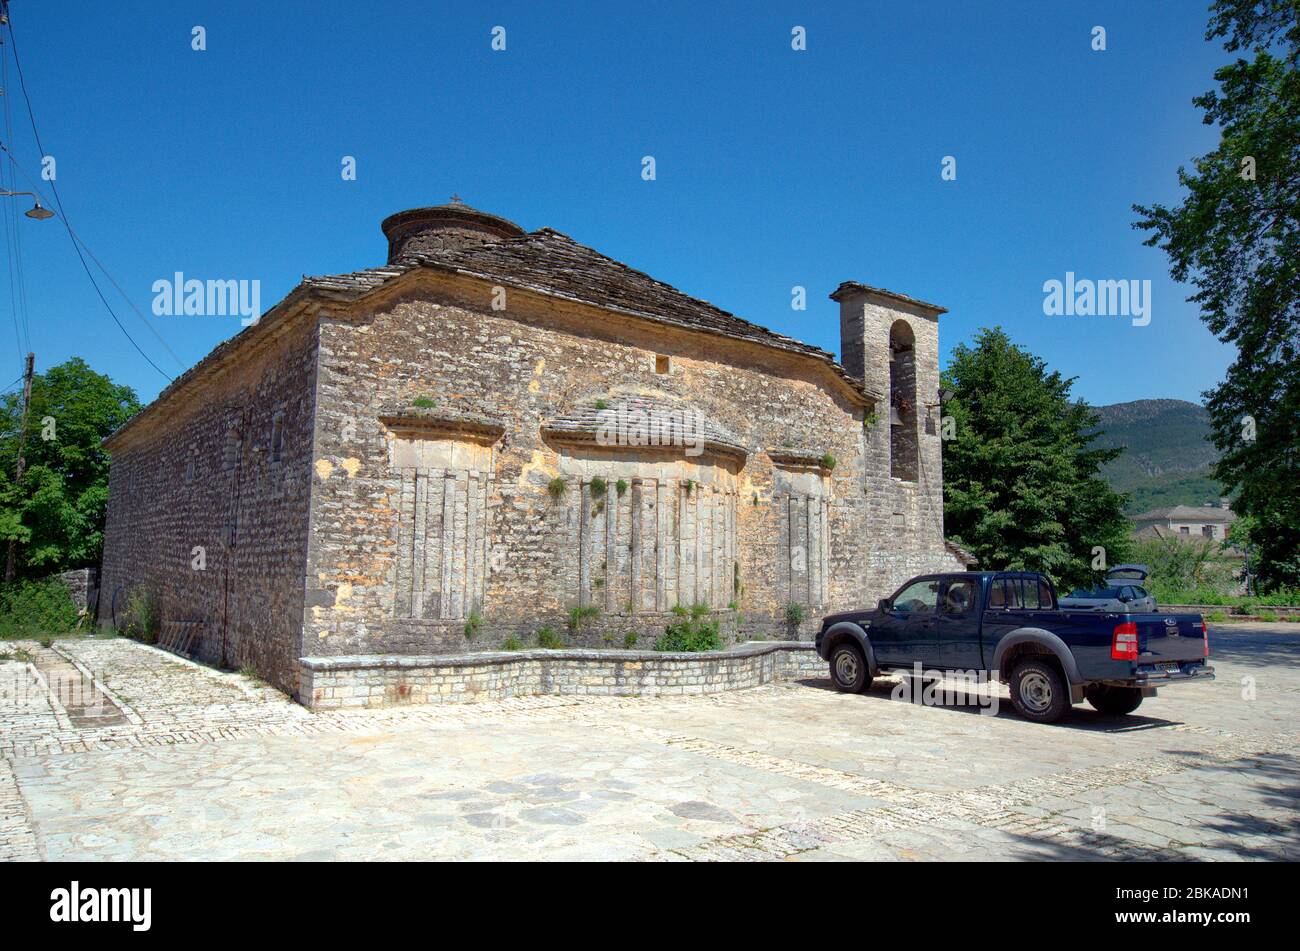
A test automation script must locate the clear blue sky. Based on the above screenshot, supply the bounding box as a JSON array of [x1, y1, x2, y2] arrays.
[[2, 0, 1232, 407]]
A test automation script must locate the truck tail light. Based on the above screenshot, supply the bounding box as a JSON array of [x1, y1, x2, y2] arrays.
[[1202, 618, 1209, 657], [1111, 621, 1139, 661]]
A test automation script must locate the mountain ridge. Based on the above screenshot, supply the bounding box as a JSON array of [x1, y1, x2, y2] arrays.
[[1087, 399, 1224, 514]]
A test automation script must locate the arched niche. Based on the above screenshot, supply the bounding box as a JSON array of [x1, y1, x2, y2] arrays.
[[889, 319, 919, 481]]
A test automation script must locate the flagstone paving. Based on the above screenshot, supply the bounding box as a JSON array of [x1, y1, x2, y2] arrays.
[[1, 624, 1296, 861]]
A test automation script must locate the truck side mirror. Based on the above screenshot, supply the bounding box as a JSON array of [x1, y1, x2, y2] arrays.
[[878, 598, 891, 613]]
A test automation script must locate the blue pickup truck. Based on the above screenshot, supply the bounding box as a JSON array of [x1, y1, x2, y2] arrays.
[[816, 571, 1214, 723]]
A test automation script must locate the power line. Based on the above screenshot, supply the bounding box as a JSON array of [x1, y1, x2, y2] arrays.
[[0, 144, 186, 370], [0, 20, 29, 374], [3, 7, 173, 383]]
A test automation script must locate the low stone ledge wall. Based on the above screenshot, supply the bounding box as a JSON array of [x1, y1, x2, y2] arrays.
[[1164, 604, 1300, 620], [299, 642, 826, 710]]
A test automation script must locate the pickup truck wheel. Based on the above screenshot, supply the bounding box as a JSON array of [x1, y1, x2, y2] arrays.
[[829, 643, 870, 693], [1009, 659, 1070, 724], [1085, 684, 1144, 716]]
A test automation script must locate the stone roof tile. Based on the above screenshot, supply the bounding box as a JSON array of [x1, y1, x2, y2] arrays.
[[304, 229, 869, 395]]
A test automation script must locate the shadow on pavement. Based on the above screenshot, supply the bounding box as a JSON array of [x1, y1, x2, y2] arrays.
[[791, 675, 1186, 733]]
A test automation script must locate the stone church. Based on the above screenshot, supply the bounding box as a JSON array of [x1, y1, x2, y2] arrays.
[[99, 202, 971, 699]]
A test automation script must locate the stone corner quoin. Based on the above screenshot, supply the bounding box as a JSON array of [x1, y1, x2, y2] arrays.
[[96, 203, 968, 705]]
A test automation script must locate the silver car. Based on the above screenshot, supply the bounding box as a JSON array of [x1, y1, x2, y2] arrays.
[[1059, 565, 1157, 613]]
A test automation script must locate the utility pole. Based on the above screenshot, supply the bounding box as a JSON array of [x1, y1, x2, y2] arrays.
[[5, 350, 33, 581]]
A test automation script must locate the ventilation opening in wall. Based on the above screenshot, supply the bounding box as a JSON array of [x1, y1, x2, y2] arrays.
[[655, 354, 670, 374]]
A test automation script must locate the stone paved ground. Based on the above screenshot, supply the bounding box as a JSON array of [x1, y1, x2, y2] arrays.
[[1, 624, 1297, 861]]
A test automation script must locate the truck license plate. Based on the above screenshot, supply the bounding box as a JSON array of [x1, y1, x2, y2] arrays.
[[1159, 662, 1181, 673]]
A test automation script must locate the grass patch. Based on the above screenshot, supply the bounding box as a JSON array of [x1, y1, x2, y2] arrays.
[[410, 396, 437, 408], [536, 626, 565, 649], [567, 604, 600, 631], [547, 476, 567, 500], [502, 635, 523, 651], [463, 609, 482, 640]]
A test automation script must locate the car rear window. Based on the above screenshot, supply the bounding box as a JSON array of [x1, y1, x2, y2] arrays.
[[994, 577, 1055, 610], [1073, 587, 1124, 598]]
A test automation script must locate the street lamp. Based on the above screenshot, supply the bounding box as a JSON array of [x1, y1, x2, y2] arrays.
[[0, 190, 54, 220]]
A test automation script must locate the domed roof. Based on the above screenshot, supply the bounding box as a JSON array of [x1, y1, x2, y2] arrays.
[[380, 202, 526, 262]]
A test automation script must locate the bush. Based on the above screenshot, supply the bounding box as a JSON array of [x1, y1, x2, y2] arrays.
[[121, 588, 161, 644], [1248, 587, 1300, 608], [0, 578, 80, 639], [502, 635, 523, 651], [536, 626, 565, 649], [654, 610, 721, 652], [820, 452, 836, 471], [1146, 584, 1300, 609], [784, 602, 807, 626], [589, 476, 607, 498], [547, 477, 567, 500], [622, 631, 638, 648]]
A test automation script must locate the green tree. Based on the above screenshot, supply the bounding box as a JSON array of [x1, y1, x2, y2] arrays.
[[0, 358, 140, 577], [941, 328, 1132, 589], [1133, 1, 1300, 591]]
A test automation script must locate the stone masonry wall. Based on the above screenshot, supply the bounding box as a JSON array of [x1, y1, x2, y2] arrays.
[[305, 274, 878, 658], [98, 317, 319, 695], [299, 641, 825, 710], [52, 567, 98, 615]]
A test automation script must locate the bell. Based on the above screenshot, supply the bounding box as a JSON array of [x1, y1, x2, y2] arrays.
[[889, 406, 903, 425]]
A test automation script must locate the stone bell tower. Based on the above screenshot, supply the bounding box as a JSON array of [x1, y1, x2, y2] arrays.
[[831, 281, 950, 590]]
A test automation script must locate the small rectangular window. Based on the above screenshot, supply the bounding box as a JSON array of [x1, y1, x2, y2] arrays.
[[223, 428, 241, 471], [270, 412, 285, 463], [655, 354, 670, 374]]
